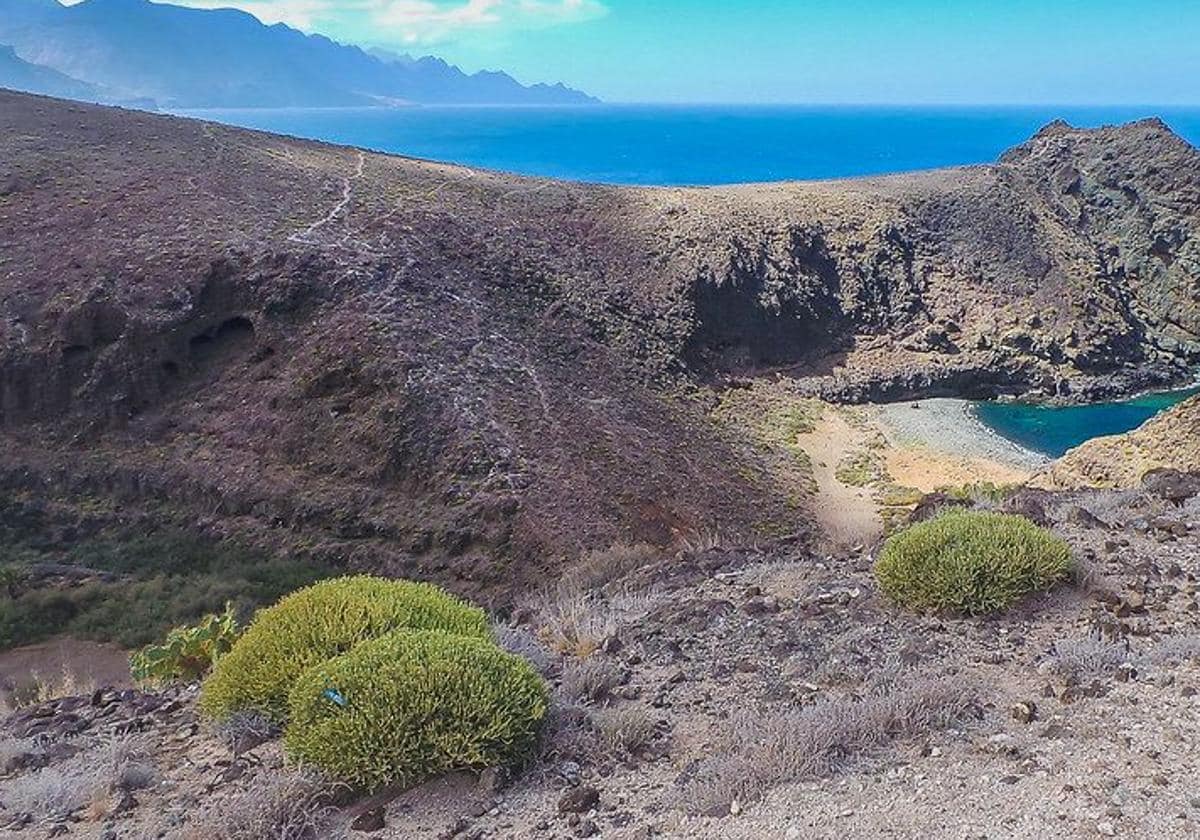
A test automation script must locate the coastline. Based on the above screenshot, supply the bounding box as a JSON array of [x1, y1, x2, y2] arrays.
[[873, 397, 1050, 472]]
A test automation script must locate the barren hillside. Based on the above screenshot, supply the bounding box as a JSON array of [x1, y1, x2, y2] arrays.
[[1, 91, 1199, 588]]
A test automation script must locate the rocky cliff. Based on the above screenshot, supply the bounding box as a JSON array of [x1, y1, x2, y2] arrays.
[[1, 91, 1199, 587]]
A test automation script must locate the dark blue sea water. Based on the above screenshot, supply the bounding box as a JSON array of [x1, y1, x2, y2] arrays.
[[178, 104, 1200, 187], [973, 386, 1200, 458]]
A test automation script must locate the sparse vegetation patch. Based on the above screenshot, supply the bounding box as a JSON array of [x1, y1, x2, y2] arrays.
[[0, 520, 330, 651], [677, 676, 977, 815]]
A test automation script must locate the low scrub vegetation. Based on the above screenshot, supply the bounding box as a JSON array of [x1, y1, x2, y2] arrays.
[[835, 449, 883, 488], [1, 734, 157, 823], [1050, 633, 1129, 679], [558, 656, 624, 706], [874, 510, 1073, 615], [592, 705, 658, 757], [678, 676, 977, 815], [0, 527, 329, 650], [171, 769, 332, 840], [285, 630, 547, 790], [935, 481, 1019, 504], [199, 576, 490, 723], [130, 602, 240, 685], [191, 575, 548, 794]]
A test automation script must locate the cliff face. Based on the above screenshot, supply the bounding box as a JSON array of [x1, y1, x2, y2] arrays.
[[658, 118, 1200, 401], [1033, 395, 1200, 489], [1, 91, 1199, 586]]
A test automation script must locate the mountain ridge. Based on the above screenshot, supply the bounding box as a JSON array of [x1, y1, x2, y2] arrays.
[[0, 0, 598, 108], [0, 44, 100, 101]]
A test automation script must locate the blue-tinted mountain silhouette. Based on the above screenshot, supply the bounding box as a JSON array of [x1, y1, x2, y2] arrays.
[[0, 0, 598, 108], [0, 44, 101, 101]]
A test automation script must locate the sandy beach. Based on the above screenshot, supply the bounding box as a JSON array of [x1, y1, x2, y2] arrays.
[[873, 397, 1050, 472]]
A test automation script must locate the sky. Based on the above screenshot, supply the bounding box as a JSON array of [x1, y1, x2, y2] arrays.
[[145, 0, 1200, 104]]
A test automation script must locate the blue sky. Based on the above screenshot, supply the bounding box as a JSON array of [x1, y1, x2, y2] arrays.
[[158, 0, 1200, 104]]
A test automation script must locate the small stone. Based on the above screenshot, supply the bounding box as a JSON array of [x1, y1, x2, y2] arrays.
[[477, 767, 508, 795], [558, 761, 582, 785], [558, 786, 600, 814], [574, 819, 599, 838], [1010, 701, 1037, 724], [351, 807, 386, 833], [729, 799, 742, 816], [439, 817, 468, 839], [601, 634, 623, 654], [1096, 820, 1116, 837]]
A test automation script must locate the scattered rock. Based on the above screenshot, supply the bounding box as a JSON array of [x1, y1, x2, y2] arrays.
[[351, 807, 386, 833], [1010, 701, 1037, 724], [558, 786, 601, 814]]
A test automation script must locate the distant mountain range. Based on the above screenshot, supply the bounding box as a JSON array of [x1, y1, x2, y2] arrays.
[[0, 44, 101, 102], [0, 0, 598, 109]]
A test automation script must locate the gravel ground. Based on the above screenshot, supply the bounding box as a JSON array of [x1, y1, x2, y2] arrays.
[[874, 398, 1051, 472]]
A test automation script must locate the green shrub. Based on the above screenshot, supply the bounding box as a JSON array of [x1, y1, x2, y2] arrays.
[[284, 630, 547, 790], [874, 509, 1073, 615], [130, 603, 240, 685], [0, 527, 330, 651], [199, 576, 490, 723]]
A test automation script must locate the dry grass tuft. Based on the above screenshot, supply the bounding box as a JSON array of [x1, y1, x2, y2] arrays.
[[592, 705, 657, 757], [1049, 633, 1129, 679], [561, 543, 661, 593], [677, 676, 977, 815], [558, 657, 623, 706], [0, 736, 38, 772], [2, 666, 97, 714], [533, 586, 617, 658], [170, 769, 333, 840], [213, 711, 280, 757], [0, 733, 157, 823], [1143, 634, 1200, 667], [493, 623, 558, 677], [1, 765, 103, 822], [531, 582, 658, 659]]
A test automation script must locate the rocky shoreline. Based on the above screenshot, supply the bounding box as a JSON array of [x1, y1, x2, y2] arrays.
[[875, 398, 1050, 472]]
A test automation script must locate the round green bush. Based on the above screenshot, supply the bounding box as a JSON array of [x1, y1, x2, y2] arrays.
[[284, 630, 548, 790], [874, 509, 1073, 615], [199, 576, 490, 723]]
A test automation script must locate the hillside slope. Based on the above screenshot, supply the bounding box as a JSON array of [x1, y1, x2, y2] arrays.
[[1, 91, 1199, 589], [1034, 395, 1200, 489]]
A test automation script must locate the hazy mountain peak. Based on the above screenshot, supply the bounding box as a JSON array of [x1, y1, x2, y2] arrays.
[[0, 0, 598, 108]]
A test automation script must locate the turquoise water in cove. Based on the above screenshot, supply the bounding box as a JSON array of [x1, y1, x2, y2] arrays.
[[973, 386, 1200, 458], [179, 104, 1200, 186]]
